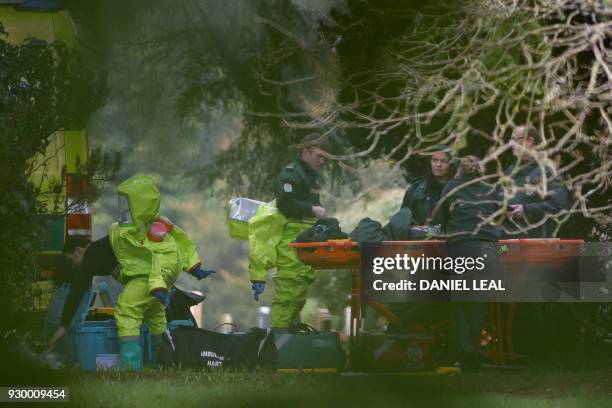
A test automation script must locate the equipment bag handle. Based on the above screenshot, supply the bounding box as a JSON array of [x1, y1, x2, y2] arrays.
[[214, 322, 239, 332], [291, 322, 319, 334]]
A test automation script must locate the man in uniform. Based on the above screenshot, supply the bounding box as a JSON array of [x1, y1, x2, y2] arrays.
[[503, 125, 569, 238], [401, 145, 453, 225], [502, 125, 571, 357], [250, 134, 330, 328]]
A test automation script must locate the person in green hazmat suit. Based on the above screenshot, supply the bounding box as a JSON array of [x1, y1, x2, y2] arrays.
[[112, 175, 213, 369], [248, 134, 330, 328]]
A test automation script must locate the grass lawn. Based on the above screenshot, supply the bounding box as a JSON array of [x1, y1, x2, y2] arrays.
[[60, 369, 612, 407], [2, 337, 611, 407]]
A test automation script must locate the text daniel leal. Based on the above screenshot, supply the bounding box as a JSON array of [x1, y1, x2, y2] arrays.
[[373, 279, 506, 291]]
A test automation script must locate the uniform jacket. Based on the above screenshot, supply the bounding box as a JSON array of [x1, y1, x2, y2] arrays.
[[401, 176, 447, 225], [435, 175, 501, 243], [503, 160, 569, 238], [275, 158, 321, 219]]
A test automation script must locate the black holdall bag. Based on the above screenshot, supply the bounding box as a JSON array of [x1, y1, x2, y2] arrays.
[[160, 325, 277, 370]]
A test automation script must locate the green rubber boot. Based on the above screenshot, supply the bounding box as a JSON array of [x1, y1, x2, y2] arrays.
[[147, 334, 163, 369], [119, 339, 142, 370]]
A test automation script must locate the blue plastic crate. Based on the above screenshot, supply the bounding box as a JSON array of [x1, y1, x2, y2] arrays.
[[77, 321, 148, 371], [74, 290, 193, 370], [75, 289, 148, 371], [77, 320, 119, 371]]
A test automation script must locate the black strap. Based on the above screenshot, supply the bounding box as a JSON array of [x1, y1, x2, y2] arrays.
[[215, 322, 239, 332], [291, 322, 319, 333]]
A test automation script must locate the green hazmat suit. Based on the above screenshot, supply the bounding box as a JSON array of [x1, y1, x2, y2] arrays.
[[272, 220, 316, 326], [248, 158, 319, 327], [248, 204, 315, 327], [109, 175, 201, 340], [247, 202, 284, 282]]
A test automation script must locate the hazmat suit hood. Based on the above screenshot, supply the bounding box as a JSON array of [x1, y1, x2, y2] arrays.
[[117, 175, 161, 227]]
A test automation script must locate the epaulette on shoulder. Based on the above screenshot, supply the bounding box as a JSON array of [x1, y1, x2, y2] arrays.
[[285, 162, 297, 171]]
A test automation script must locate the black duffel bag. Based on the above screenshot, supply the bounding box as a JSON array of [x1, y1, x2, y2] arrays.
[[160, 325, 277, 371]]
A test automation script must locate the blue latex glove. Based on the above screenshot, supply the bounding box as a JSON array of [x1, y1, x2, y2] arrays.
[[151, 289, 170, 307], [251, 282, 265, 301], [190, 266, 216, 280]]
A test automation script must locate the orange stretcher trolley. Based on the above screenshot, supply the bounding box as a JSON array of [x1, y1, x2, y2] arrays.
[[290, 238, 583, 369], [290, 240, 446, 369]]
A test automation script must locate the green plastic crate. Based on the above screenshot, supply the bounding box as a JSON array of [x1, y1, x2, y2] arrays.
[[273, 328, 346, 372]]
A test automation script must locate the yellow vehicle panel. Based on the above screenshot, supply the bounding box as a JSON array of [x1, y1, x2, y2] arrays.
[[0, 7, 75, 46], [1, 6, 89, 309]]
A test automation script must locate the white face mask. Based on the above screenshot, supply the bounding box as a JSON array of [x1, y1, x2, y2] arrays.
[[118, 194, 133, 224]]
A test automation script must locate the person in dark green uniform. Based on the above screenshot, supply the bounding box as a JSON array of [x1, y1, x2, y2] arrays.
[[434, 155, 500, 243], [250, 134, 330, 327], [502, 125, 570, 360], [503, 125, 569, 238], [275, 137, 328, 221], [434, 155, 501, 371], [386, 145, 453, 334], [401, 145, 453, 225]]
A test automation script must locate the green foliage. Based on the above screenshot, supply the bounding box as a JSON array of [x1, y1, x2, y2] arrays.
[[0, 22, 110, 329], [0, 179, 46, 329]]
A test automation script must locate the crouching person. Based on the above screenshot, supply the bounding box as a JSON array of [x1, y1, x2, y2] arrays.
[[112, 175, 212, 370]]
